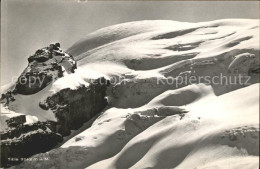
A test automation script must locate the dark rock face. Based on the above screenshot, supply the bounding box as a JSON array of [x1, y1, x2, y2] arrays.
[[0, 78, 109, 168], [15, 70, 55, 95], [0, 42, 109, 167], [6, 115, 26, 128], [0, 121, 62, 168], [41, 77, 110, 136], [15, 43, 77, 95], [1, 91, 15, 106], [39, 101, 49, 110]]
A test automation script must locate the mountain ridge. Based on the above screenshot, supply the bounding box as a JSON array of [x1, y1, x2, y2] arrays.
[[0, 19, 259, 168]]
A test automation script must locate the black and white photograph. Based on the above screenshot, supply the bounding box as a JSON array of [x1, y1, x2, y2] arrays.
[[0, 0, 259, 168]]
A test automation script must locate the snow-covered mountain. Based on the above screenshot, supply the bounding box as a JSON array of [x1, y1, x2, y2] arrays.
[[1, 19, 259, 169]]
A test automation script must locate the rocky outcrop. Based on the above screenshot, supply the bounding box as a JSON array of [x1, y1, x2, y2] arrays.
[[1, 91, 15, 106], [14, 43, 77, 95], [40, 77, 110, 136], [0, 121, 62, 168], [5, 115, 26, 128], [0, 77, 110, 167], [0, 43, 80, 168]]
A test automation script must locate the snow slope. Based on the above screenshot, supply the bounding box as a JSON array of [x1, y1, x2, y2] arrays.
[[9, 19, 259, 169]]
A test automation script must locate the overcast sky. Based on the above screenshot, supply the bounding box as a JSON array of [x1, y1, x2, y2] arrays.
[[1, 0, 259, 85]]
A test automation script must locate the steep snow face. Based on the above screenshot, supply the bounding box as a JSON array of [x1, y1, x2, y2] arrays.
[[17, 84, 259, 169], [66, 19, 259, 108], [68, 19, 258, 68], [11, 19, 259, 169], [66, 20, 194, 57], [86, 84, 259, 169]]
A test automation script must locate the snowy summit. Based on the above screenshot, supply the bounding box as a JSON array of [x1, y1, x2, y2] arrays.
[[0, 19, 259, 169]]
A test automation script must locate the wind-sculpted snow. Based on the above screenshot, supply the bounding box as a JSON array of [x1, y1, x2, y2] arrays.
[[3, 19, 259, 169]]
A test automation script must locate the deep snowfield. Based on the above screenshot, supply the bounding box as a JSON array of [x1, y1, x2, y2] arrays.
[[3, 19, 259, 168]]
